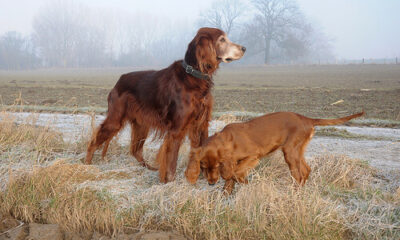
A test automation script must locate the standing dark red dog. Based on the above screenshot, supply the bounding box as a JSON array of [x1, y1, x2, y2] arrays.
[[85, 28, 245, 183]]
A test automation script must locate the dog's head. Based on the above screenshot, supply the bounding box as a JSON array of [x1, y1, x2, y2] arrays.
[[185, 145, 234, 186], [184, 27, 246, 75]]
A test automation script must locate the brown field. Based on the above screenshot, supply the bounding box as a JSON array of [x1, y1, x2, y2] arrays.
[[1, 64, 400, 120]]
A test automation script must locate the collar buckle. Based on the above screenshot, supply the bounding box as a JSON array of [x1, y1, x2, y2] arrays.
[[182, 60, 209, 80], [185, 65, 194, 74]]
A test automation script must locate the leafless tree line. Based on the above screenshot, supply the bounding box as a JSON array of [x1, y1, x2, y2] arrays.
[[199, 0, 334, 64], [0, 32, 41, 70], [0, 0, 334, 69]]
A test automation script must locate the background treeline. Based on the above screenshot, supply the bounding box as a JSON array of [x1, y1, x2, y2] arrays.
[[0, 0, 335, 70]]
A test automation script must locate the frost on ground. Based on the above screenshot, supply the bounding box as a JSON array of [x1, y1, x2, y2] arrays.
[[1, 111, 399, 239], [1, 111, 399, 193], [2, 111, 399, 170]]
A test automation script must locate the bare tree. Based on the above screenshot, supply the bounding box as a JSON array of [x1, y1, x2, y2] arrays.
[[33, 1, 79, 67], [33, 1, 109, 67], [251, 0, 304, 64], [0, 31, 40, 70], [305, 24, 335, 64], [113, 12, 193, 67], [198, 0, 246, 35]]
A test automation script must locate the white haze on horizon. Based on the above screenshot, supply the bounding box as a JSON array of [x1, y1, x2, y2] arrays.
[[0, 0, 399, 60]]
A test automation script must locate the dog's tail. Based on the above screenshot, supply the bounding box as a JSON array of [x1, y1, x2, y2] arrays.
[[310, 112, 364, 126]]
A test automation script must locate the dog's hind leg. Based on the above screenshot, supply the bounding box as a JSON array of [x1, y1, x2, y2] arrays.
[[85, 93, 126, 165], [130, 121, 157, 171], [297, 133, 313, 185], [101, 138, 111, 161], [100, 129, 121, 161], [299, 156, 311, 185], [282, 146, 303, 185], [86, 117, 125, 164]]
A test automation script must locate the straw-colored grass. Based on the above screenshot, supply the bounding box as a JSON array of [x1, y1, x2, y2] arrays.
[[0, 113, 65, 163], [0, 115, 399, 239]]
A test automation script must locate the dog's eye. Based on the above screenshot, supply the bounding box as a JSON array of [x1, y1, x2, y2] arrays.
[[220, 38, 225, 42]]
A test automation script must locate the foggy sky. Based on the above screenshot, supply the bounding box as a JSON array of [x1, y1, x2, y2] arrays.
[[1, 0, 399, 59]]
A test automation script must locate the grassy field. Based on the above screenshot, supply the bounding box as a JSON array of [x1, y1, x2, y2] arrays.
[[0, 115, 399, 239], [0, 64, 399, 239], [1, 64, 399, 120]]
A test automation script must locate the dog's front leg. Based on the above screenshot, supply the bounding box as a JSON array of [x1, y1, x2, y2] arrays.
[[198, 95, 212, 147], [157, 132, 185, 183], [223, 179, 236, 195], [188, 112, 209, 148], [233, 156, 260, 184]]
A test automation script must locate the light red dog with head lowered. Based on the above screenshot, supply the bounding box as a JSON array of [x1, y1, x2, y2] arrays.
[[85, 28, 245, 183], [185, 111, 364, 194]]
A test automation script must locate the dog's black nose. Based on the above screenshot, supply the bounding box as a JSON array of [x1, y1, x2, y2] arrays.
[[241, 46, 246, 52], [208, 183, 215, 186]]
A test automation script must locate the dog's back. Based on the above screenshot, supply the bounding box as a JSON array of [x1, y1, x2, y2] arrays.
[[215, 112, 307, 156]]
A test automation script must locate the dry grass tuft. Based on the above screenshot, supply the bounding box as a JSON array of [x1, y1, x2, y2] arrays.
[[310, 154, 376, 189], [1, 160, 121, 235], [216, 113, 239, 124], [0, 112, 65, 163]]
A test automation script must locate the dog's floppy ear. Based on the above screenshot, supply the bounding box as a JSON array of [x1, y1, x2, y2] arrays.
[[195, 35, 218, 74], [185, 147, 203, 184]]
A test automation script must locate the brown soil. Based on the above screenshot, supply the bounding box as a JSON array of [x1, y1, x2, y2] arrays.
[[0, 215, 21, 234], [0, 216, 187, 240], [1, 86, 399, 120]]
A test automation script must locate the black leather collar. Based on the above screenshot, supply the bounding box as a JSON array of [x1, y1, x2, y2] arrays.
[[181, 60, 210, 80]]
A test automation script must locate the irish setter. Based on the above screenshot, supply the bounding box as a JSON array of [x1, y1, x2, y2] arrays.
[[185, 111, 364, 194], [85, 27, 245, 183]]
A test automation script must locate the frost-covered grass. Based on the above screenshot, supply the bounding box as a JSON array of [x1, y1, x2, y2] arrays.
[[1, 113, 399, 239]]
